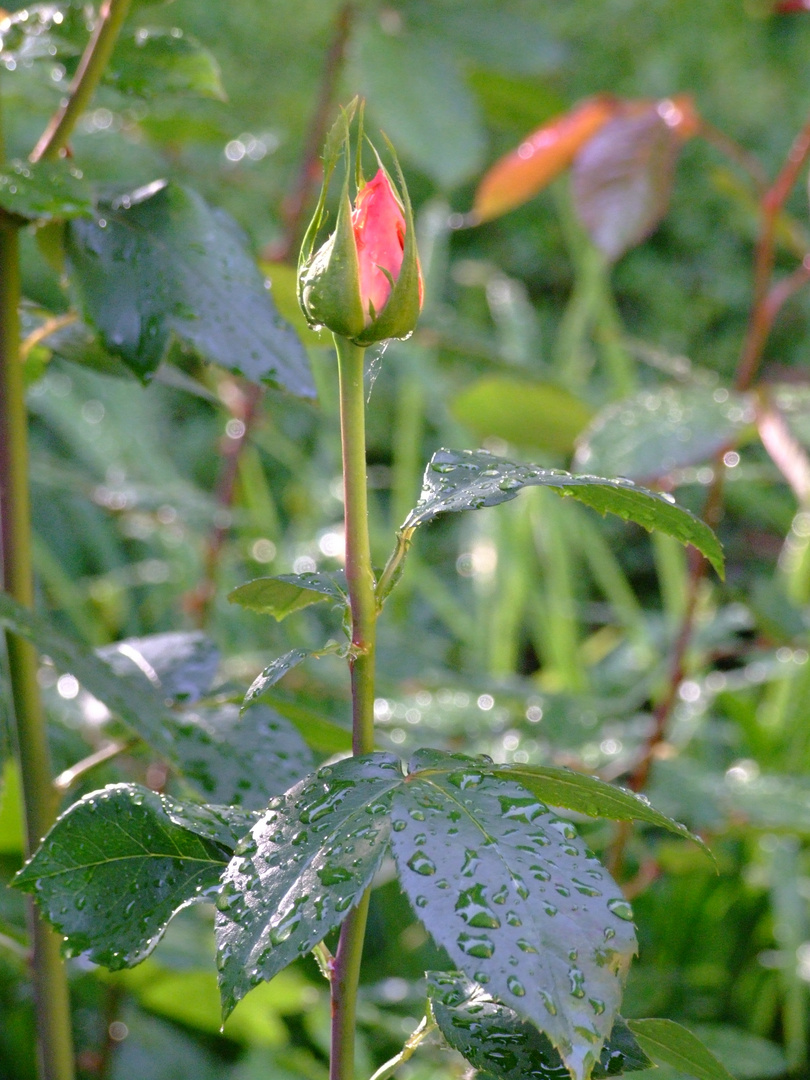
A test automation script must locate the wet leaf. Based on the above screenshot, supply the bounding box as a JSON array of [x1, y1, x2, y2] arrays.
[[105, 27, 225, 100], [242, 648, 322, 710], [0, 591, 183, 762], [627, 1019, 735, 1080], [173, 703, 313, 810], [403, 449, 724, 578], [451, 377, 593, 456], [571, 103, 692, 261], [494, 764, 706, 850], [0, 3, 86, 64], [97, 630, 220, 703], [575, 385, 755, 482], [473, 96, 618, 223], [228, 572, 347, 621], [215, 753, 404, 1015], [428, 971, 652, 1079], [13, 784, 252, 969], [0, 160, 92, 223], [65, 180, 314, 392], [391, 752, 637, 1080]]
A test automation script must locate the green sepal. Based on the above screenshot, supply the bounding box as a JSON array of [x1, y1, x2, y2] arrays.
[[298, 184, 366, 339], [354, 136, 422, 346]]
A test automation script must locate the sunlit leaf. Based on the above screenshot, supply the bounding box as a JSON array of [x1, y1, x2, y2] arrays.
[[0, 3, 86, 64], [493, 764, 707, 849], [451, 377, 593, 455], [627, 1019, 735, 1080], [14, 784, 253, 969], [428, 972, 653, 1079], [473, 96, 618, 223], [228, 573, 347, 621], [215, 754, 405, 1015], [402, 449, 724, 578], [391, 751, 637, 1080], [66, 180, 314, 392]]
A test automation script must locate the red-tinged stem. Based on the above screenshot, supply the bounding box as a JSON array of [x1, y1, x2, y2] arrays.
[[737, 112, 810, 391]]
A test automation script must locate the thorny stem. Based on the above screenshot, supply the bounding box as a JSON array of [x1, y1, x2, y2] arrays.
[[611, 111, 810, 878], [30, 0, 134, 163], [191, 2, 356, 626], [330, 334, 378, 1080]]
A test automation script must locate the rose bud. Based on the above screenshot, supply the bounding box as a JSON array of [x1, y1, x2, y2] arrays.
[[299, 105, 422, 346]]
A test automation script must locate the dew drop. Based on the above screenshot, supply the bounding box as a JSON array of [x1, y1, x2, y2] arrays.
[[568, 968, 586, 998], [406, 853, 437, 876], [457, 932, 495, 958], [607, 897, 634, 922]]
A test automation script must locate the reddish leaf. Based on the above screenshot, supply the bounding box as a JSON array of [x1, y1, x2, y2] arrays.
[[571, 98, 697, 262], [472, 95, 619, 223], [773, 1, 810, 11]]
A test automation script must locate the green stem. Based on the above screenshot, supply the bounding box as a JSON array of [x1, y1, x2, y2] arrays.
[[335, 335, 376, 755], [367, 1016, 435, 1080], [330, 891, 371, 1080], [29, 0, 134, 162], [331, 334, 378, 1080], [0, 229, 75, 1079]]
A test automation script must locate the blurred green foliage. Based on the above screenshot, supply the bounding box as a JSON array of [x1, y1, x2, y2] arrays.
[[3, 1, 810, 1078]]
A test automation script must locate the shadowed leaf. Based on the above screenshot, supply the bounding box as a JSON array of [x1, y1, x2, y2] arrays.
[[106, 27, 225, 100], [428, 971, 652, 1079], [575, 385, 755, 483], [571, 100, 697, 261], [66, 180, 314, 392], [14, 784, 253, 969]]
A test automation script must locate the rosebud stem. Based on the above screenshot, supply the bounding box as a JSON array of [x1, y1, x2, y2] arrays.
[[330, 333, 377, 1080]]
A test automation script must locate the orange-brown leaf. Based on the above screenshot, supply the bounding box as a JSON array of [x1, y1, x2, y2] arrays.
[[472, 95, 619, 223]]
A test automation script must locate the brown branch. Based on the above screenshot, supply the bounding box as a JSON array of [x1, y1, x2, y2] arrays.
[[609, 114, 810, 882], [736, 112, 810, 390]]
